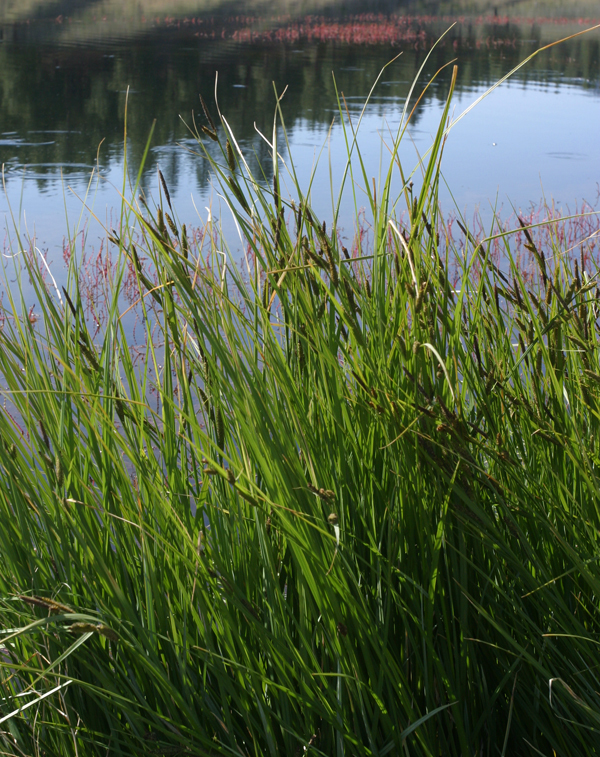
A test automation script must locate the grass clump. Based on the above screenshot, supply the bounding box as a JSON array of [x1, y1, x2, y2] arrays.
[[2, 47, 600, 757]]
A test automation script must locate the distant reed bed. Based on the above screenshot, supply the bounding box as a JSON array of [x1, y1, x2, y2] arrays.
[[10, 10, 600, 47], [1, 35, 600, 757], [229, 13, 600, 46]]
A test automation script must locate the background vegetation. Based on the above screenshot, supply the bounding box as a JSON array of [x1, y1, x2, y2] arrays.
[[2, 0, 600, 26]]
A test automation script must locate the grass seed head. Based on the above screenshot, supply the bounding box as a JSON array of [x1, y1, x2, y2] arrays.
[[181, 224, 189, 259], [216, 407, 225, 450], [415, 280, 428, 314], [55, 454, 64, 488], [157, 207, 166, 236], [565, 278, 577, 304], [21, 596, 73, 614], [199, 93, 217, 132], [297, 333, 306, 375], [272, 214, 282, 253], [39, 420, 50, 450], [343, 278, 358, 316], [513, 277, 524, 309], [69, 622, 118, 640], [575, 259, 581, 291], [158, 169, 173, 212], [226, 139, 236, 172], [536, 348, 543, 375], [165, 212, 179, 238], [96, 625, 119, 642], [529, 291, 548, 326], [321, 238, 339, 287], [201, 125, 218, 141], [69, 623, 97, 635], [227, 177, 250, 213]]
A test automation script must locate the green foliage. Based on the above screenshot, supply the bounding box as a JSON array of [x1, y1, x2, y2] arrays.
[[1, 46, 600, 756]]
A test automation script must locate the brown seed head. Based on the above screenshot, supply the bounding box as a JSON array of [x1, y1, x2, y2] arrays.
[[158, 169, 173, 211], [96, 624, 119, 642], [226, 139, 236, 172]]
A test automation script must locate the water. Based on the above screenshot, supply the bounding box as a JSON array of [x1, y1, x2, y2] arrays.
[[0, 1, 599, 297]]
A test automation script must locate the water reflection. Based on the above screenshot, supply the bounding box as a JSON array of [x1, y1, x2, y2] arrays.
[[0, 19, 597, 182], [0, 1, 598, 271]]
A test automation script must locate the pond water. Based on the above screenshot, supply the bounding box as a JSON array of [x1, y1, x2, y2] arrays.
[[0, 0, 599, 299]]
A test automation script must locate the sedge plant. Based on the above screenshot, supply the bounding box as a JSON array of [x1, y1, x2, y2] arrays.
[[1, 35, 600, 757]]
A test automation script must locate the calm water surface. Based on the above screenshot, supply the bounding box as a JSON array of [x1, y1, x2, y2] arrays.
[[0, 0, 599, 295]]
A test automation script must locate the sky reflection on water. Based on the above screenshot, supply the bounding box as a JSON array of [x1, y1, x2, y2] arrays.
[[0, 1, 599, 300]]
